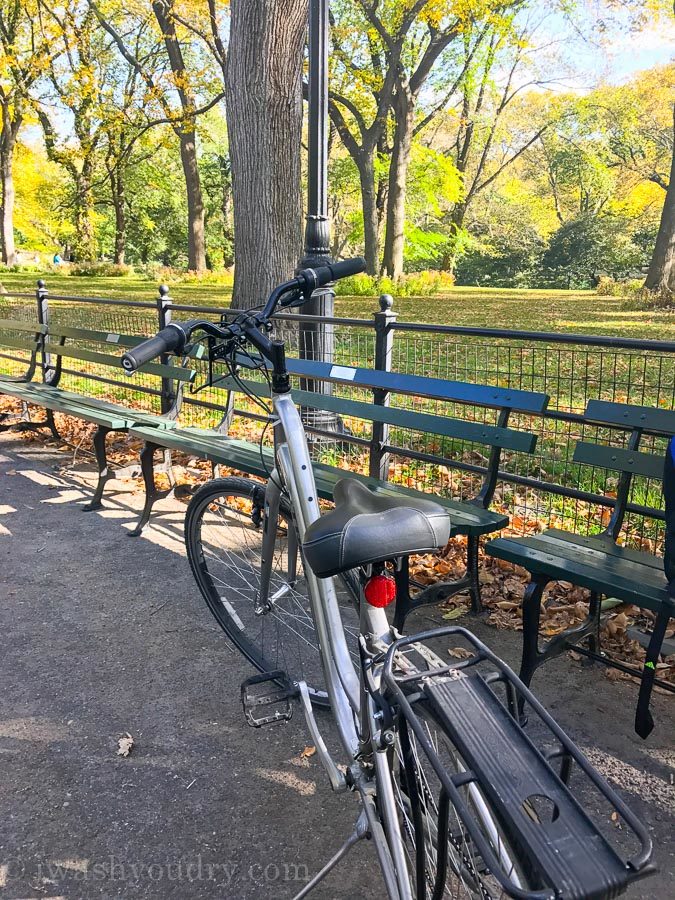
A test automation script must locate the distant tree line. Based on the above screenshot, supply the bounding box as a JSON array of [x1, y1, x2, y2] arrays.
[[0, 0, 673, 300]]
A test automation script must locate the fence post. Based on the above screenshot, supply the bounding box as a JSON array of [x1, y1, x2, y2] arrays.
[[369, 293, 396, 480], [156, 284, 174, 414], [36, 279, 50, 380]]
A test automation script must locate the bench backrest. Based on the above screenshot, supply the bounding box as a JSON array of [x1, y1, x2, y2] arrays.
[[197, 359, 548, 508], [0, 317, 46, 381], [573, 400, 675, 539], [45, 324, 197, 417]]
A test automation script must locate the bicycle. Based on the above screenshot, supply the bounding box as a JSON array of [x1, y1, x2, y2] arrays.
[[122, 259, 654, 900]]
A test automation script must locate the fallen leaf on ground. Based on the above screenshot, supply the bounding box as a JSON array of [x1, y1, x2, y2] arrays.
[[117, 733, 134, 757], [300, 746, 316, 759], [442, 606, 466, 620], [448, 647, 473, 660]]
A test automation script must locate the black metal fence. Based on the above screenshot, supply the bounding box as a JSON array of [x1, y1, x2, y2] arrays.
[[1, 281, 673, 550]]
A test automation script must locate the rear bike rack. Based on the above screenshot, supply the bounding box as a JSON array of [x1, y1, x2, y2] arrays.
[[382, 626, 654, 900]]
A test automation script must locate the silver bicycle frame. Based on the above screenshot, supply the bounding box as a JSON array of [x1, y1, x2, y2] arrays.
[[271, 391, 391, 755], [260, 390, 412, 899]]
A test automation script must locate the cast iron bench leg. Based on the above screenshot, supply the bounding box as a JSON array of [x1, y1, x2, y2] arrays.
[[0, 403, 59, 439], [519, 575, 550, 693], [83, 426, 112, 512], [46, 408, 60, 442], [128, 441, 159, 537], [467, 534, 482, 614], [519, 581, 604, 718]]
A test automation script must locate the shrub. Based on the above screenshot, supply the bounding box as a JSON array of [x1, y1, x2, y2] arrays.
[[632, 285, 675, 311], [334, 272, 379, 296], [596, 277, 643, 297], [0, 263, 46, 274], [171, 269, 235, 286], [69, 261, 133, 277], [335, 270, 455, 297]]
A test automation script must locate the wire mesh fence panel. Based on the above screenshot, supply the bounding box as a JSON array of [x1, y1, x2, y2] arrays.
[[387, 329, 673, 545], [0, 293, 41, 379], [46, 298, 163, 413], [2, 288, 671, 550]]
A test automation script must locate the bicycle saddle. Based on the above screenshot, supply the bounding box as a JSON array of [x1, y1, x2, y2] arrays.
[[302, 478, 450, 578]]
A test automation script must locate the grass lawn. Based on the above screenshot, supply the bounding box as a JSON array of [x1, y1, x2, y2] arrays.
[[1, 270, 672, 340]]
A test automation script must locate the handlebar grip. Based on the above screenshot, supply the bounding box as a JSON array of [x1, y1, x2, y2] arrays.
[[121, 325, 186, 373], [312, 257, 367, 288], [326, 257, 367, 282], [297, 257, 367, 292]]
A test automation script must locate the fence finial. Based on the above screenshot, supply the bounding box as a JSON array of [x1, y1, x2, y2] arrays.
[[379, 293, 394, 311], [159, 284, 170, 298]]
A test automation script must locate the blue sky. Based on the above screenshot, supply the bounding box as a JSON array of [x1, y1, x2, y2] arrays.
[[539, 2, 674, 89]]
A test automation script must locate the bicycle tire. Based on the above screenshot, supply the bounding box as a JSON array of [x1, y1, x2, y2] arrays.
[[185, 476, 360, 706]]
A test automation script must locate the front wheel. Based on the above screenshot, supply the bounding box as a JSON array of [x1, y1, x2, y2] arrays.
[[184, 476, 360, 706]]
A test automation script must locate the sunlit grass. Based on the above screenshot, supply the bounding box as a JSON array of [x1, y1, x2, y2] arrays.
[[2, 271, 673, 339]]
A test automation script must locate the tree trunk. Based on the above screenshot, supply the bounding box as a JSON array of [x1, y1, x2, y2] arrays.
[[0, 138, 16, 267], [645, 116, 675, 292], [151, 0, 207, 273], [357, 151, 379, 275], [440, 202, 467, 272], [179, 130, 206, 272], [219, 154, 234, 268], [73, 163, 97, 262], [383, 86, 414, 279], [112, 163, 126, 266], [0, 113, 18, 267], [225, 0, 307, 309]]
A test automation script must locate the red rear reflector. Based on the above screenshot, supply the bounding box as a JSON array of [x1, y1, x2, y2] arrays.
[[364, 574, 396, 608]]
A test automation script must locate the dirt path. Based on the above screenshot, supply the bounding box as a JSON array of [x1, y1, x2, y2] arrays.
[[0, 432, 672, 899]]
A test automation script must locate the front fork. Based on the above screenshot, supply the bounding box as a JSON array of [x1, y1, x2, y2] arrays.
[[255, 471, 299, 615]]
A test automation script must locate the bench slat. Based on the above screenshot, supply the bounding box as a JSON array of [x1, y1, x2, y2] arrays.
[[585, 400, 675, 434], [543, 529, 664, 572], [573, 442, 664, 479], [129, 425, 509, 537], [282, 358, 549, 413], [209, 375, 537, 452], [44, 342, 195, 382], [0, 382, 176, 430], [0, 319, 46, 334], [520, 532, 666, 588], [48, 324, 206, 359], [293, 390, 537, 453], [0, 382, 129, 429], [486, 535, 669, 614], [0, 335, 39, 353]]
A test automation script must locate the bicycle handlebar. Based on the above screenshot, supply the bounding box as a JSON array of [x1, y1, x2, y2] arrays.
[[121, 323, 189, 372], [121, 257, 366, 374], [297, 257, 367, 293]]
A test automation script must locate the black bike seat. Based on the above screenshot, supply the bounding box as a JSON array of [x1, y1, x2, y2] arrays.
[[302, 478, 450, 578]]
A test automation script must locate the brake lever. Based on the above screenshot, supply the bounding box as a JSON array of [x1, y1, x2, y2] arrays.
[[278, 288, 306, 310]]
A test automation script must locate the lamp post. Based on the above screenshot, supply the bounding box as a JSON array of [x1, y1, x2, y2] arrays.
[[299, 0, 336, 434]]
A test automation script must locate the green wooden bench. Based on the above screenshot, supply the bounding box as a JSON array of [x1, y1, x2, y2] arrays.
[[486, 400, 675, 737], [0, 321, 197, 511], [128, 357, 549, 610], [0, 316, 48, 427]]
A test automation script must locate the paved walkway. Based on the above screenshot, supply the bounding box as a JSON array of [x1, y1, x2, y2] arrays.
[[0, 432, 672, 899]]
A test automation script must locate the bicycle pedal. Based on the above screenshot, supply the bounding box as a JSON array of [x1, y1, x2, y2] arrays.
[[241, 670, 297, 727]]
